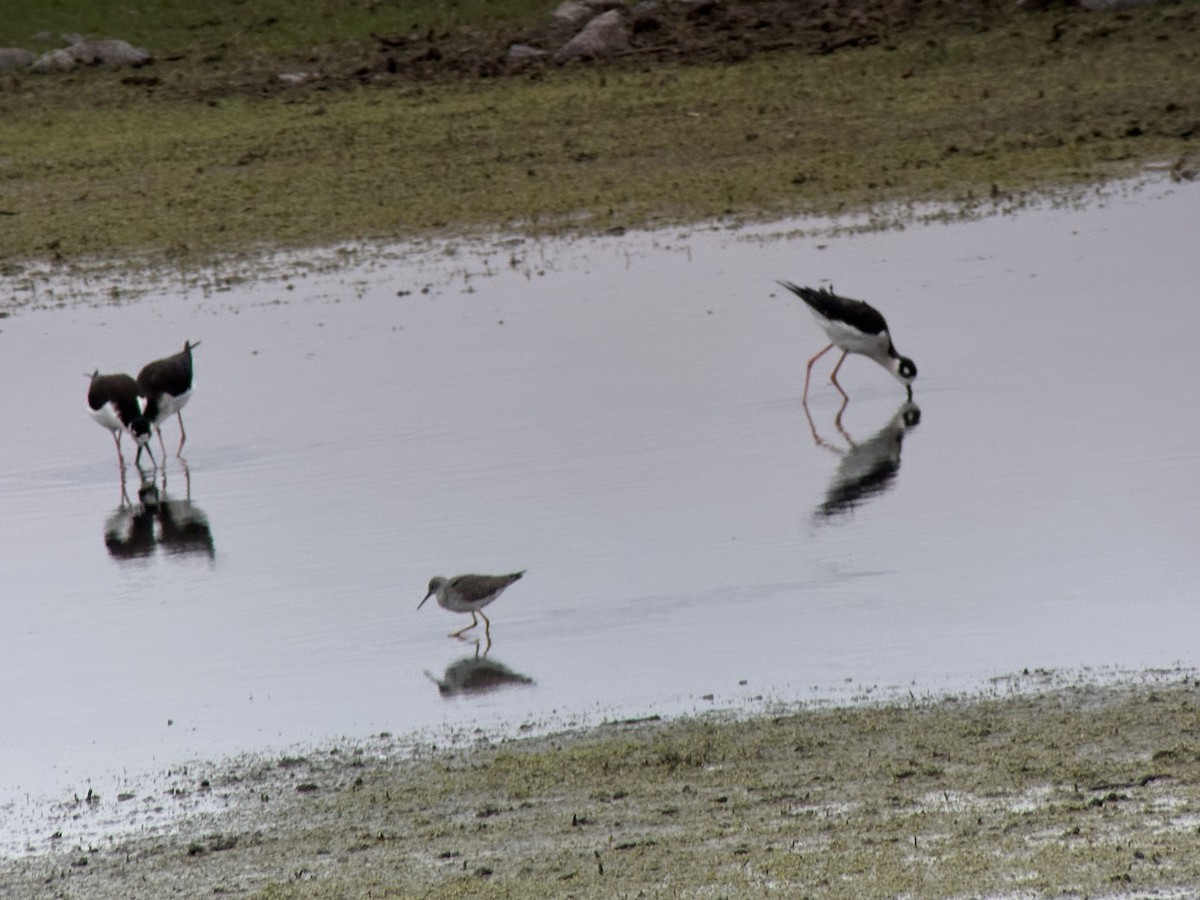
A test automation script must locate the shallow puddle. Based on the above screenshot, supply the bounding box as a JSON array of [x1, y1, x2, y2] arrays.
[[1, 178, 1198, 851]]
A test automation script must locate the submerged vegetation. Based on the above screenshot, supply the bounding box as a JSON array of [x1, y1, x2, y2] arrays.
[[0, 0, 1196, 279]]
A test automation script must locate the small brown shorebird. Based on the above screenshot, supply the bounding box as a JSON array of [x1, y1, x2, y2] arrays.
[[419, 571, 525, 639], [778, 281, 917, 402], [86, 370, 156, 469], [137, 340, 199, 457]]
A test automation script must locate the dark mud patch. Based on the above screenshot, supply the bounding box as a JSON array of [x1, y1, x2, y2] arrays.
[[92, 0, 1199, 100], [232, 0, 1008, 94]]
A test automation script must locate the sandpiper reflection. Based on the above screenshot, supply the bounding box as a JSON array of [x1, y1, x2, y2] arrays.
[[425, 643, 534, 698], [103, 462, 215, 562], [804, 399, 921, 521]]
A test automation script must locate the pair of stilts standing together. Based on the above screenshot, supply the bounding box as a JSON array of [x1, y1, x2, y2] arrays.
[[87, 340, 200, 469], [419, 283, 919, 641]]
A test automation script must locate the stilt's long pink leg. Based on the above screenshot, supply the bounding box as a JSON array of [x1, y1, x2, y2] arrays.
[[803, 343, 836, 401], [828, 350, 851, 400]]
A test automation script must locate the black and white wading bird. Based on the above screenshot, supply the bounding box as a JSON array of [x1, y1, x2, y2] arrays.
[[778, 281, 917, 402], [137, 340, 199, 457], [87, 370, 156, 469], [419, 571, 526, 639]]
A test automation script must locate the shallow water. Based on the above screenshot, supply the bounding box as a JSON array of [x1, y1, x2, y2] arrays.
[[2, 179, 1199, 851]]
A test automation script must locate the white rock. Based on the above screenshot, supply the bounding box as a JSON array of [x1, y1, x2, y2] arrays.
[[554, 9, 630, 62], [507, 43, 548, 59], [0, 48, 35, 71], [552, 0, 625, 28], [31, 48, 76, 73], [31, 37, 150, 73], [68, 39, 151, 67]]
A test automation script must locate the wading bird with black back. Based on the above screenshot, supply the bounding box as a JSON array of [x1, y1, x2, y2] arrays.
[[419, 571, 525, 640], [87, 370, 156, 469], [137, 340, 199, 457], [778, 281, 917, 402]]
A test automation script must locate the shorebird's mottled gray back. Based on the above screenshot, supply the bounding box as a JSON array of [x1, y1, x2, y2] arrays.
[[445, 572, 524, 606], [419, 570, 525, 614]]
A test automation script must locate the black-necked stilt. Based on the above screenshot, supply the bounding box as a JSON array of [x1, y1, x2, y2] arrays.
[[419, 571, 525, 639], [778, 281, 917, 402], [137, 340, 199, 457], [87, 370, 156, 468]]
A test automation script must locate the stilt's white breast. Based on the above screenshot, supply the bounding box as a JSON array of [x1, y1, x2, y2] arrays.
[[90, 401, 124, 433], [153, 387, 192, 423], [813, 310, 891, 361]]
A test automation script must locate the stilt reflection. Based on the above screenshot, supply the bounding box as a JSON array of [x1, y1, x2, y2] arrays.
[[103, 461, 215, 562], [103, 473, 159, 561], [804, 399, 921, 521]]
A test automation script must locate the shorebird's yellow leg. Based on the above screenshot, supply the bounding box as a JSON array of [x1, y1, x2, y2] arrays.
[[450, 613, 479, 638]]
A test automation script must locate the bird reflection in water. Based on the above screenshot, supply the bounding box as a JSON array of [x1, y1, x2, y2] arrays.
[[425, 641, 534, 699], [103, 472, 160, 561], [103, 461, 215, 562], [804, 399, 921, 521]]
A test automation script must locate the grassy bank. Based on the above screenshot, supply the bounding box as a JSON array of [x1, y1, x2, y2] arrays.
[[3, 677, 1199, 898], [0, 1, 1196, 279]]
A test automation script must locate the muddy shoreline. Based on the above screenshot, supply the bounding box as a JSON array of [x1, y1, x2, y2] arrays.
[[3, 672, 1199, 897]]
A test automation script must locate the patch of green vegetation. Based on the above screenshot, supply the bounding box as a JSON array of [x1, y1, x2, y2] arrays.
[[246, 681, 1200, 898], [0, 2, 1195, 280]]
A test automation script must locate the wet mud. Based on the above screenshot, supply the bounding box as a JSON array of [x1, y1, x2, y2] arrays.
[[3, 676, 1199, 898]]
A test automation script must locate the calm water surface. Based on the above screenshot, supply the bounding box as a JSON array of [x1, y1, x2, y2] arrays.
[[2, 179, 1198, 849]]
